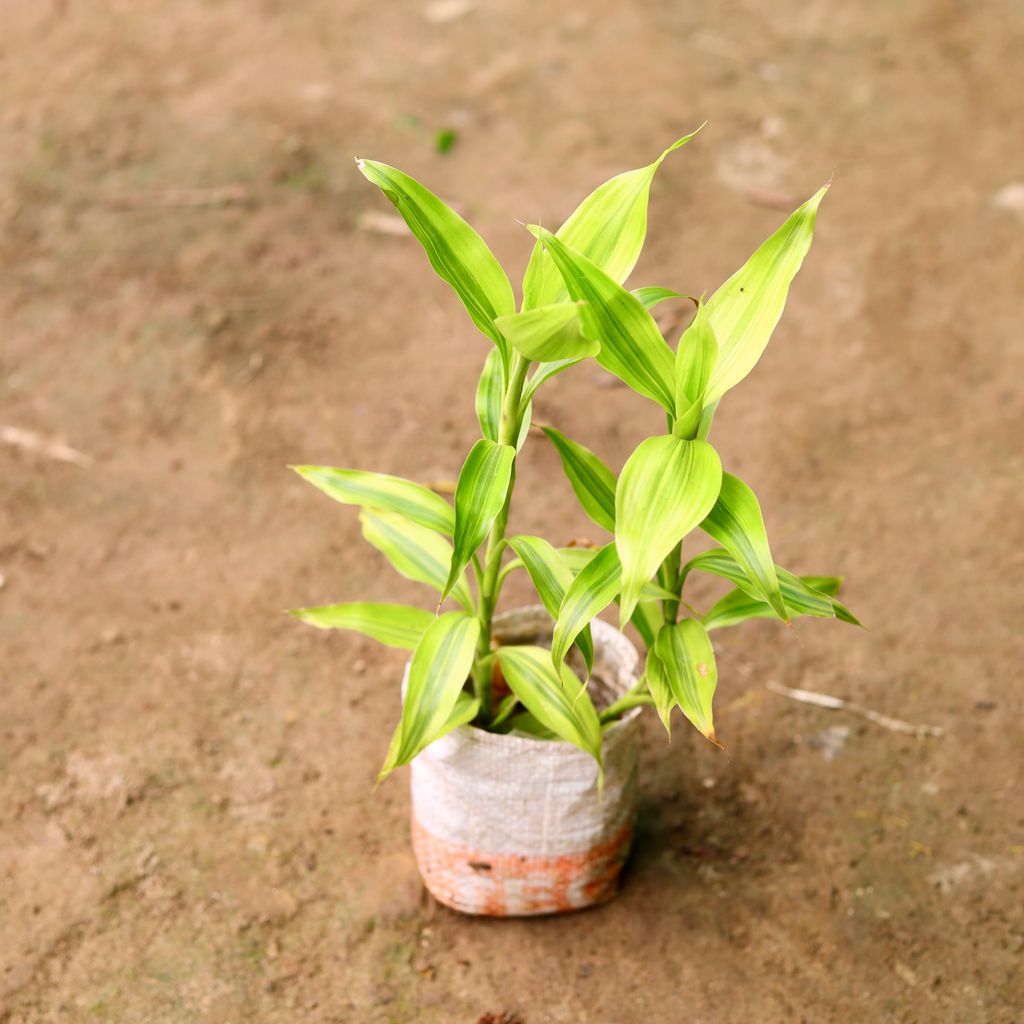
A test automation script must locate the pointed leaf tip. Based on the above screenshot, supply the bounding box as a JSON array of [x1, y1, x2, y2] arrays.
[[659, 123, 706, 161], [356, 159, 514, 356], [703, 186, 828, 405]]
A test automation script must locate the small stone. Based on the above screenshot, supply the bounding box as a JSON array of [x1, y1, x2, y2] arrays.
[[352, 658, 367, 676], [205, 308, 230, 332], [894, 962, 919, 987], [992, 183, 1024, 219], [807, 724, 851, 761], [578, 962, 594, 979], [425, 0, 475, 23]]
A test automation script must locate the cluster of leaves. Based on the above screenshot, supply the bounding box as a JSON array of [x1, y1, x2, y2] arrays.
[[290, 130, 858, 782]]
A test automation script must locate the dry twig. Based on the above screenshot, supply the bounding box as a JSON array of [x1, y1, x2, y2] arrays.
[[766, 681, 945, 738], [1, 425, 91, 466]]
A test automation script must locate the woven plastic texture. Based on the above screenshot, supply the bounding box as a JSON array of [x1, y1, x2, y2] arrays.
[[409, 607, 641, 916]]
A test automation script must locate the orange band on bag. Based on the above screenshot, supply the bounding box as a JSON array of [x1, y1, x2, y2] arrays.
[[412, 816, 634, 916]]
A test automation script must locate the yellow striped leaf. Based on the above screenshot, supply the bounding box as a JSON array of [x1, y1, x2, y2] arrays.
[[475, 349, 503, 442], [615, 435, 723, 625], [357, 159, 515, 360], [496, 645, 602, 768], [651, 619, 719, 744], [551, 542, 621, 670], [704, 186, 828, 404], [528, 227, 677, 411], [541, 426, 617, 532], [508, 535, 593, 673], [444, 439, 516, 600], [700, 472, 786, 621], [673, 303, 718, 439], [288, 601, 433, 649], [494, 302, 600, 363], [379, 612, 480, 779], [293, 465, 454, 535], [522, 130, 702, 310], [360, 510, 474, 612]]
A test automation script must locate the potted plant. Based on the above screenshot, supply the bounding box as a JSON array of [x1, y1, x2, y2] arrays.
[[289, 131, 858, 916]]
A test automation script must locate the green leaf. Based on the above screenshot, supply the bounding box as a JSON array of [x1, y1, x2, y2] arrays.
[[360, 510, 474, 611], [541, 426, 617, 532], [522, 130, 702, 310], [643, 650, 674, 734], [696, 399, 719, 440], [445, 439, 516, 600], [381, 688, 481, 778], [516, 399, 533, 454], [701, 586, 775, 630], [551, 542, 621, 670], [558, 547, 675, 601], [507, 535, 593, 673], [288, 601, 433, 649], [494, 302, 600, 363], [651, 619, 719, 743], [800, 575, 843, 596], [479, 349, 531, 449], [443, 690, 481, 732], [777, 569, 859, 625], [556, 546, 603, 574], [490, 693, 519, 728], [673, 303, 718, 439], [522, 356, 586, 404], [496, 645, 602, 767], [528, 227, 677, 411], [379, 612, 480, 778], [701, 572, 852, 630], [680, 547, 750, 590], [506, 710, 558, 740], [685, 549, 859, 627], [475, 349, 503, 442], [700, 472, 786, 621], [633, 286, 681, 311], [293, 465, 454, 535], [630, 600, 664, 651], [357, 158, 515, 358], [615, 435, 723, 625], [704, 186, 828, 404]]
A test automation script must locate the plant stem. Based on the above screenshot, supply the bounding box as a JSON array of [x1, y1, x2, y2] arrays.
[[659, 410, 684, 626], [599, 679, 654, 724], [661, 542, 682, 624], [472, 351, 529, 720]]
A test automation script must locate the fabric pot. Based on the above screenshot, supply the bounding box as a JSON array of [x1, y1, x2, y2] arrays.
[[407, 606, 641, 917]]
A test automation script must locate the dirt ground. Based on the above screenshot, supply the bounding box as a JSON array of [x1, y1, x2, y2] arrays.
[[2, 0, 1023, 1021]]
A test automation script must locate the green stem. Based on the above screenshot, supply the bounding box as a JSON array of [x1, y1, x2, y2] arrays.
[[661, 542, 682, 624], [658, 410, 683, 627], [599, 678, 654, 724], [472, 351, 529, 720]]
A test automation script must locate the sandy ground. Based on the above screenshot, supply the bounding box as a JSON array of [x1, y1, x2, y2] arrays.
[[2, 0, 1023, 1021]]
